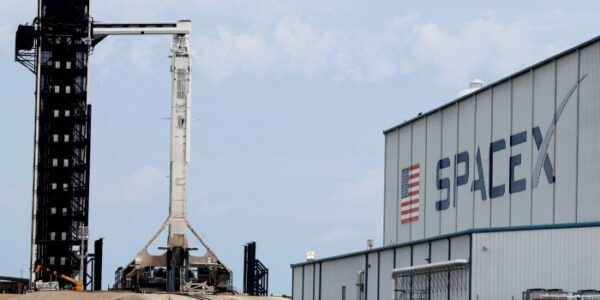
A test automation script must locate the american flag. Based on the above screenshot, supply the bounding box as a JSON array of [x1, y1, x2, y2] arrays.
[[400, 163, 420, 224]]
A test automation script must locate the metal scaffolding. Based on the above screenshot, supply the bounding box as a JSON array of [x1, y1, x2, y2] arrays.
[[15, 0, 94, 288]]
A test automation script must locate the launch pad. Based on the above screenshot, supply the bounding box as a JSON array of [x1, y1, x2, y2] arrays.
[[16, 0, 233, 294]]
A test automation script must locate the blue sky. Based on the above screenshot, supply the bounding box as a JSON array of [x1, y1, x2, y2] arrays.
[[2, 0, 600, 294]]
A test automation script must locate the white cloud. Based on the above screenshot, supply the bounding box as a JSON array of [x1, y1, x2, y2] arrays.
[[195, 28, 275, 81], [334, 45, 398, 82], [274, 16, 336, 74], [84, 7, 569, 85], [413, 14, 562, 85]]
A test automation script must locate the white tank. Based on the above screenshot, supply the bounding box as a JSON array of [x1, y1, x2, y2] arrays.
[[457, 78, 484, 97]]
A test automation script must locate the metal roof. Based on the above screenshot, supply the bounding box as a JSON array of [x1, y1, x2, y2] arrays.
[[0, 276, 28, 283], [383, 34, 600, 135]]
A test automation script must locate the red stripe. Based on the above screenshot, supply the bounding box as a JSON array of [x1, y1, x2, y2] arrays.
[[409, 182, 419, 188], [409, 173, 420, 179], [409, 190, 419, 196], [401, 207, 419, 215], [401, 199, 419, 207], [401, 216, 419, 224], [410, 164, 420, 170]]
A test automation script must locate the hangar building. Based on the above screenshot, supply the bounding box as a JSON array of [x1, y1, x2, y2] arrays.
[[292, 35, 600, 300]]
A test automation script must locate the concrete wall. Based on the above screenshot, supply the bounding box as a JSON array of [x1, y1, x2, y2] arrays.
[[384, 37, 600, 245]]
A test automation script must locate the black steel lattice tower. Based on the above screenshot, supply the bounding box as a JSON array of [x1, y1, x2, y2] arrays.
[[16, 0, 92, 287], [243, 242, 269, 296]]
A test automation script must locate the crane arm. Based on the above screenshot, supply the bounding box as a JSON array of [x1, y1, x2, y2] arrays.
[[34, 263, 83, 291]]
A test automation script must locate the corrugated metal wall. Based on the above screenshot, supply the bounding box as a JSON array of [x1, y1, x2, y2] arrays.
[[291, 235, 470, 300], [471, 226, 600, 299], [384, 38, 600, 245]]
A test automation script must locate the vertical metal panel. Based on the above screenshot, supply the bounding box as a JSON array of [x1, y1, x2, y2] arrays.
[[398, 126, 413, 242], [396, 246, 411, 268], [411, 118, 428, 241], [441, 105, 459, 234], [510, 72, 534, 226], [457, 97, 476, 232], [320, 256, 365, 300], [577, 42, 600, 221], [450, 236, 470, 300], [367, 252, 378, 300], [430, 239, 449, 263], [532, 62, 556, 224], [384, 131, 399, 245], [303, 264, 314, 300], [314, 263, 320, 300], [554, 51, 579, 223], [412, 243, 429, 267], [471, 227, 600, 299], [490, 82, 511, 227], [425, 114, 442, 238], [430, 240, 449, 300], [473, 90, 492, 227], [378, 249, 395, 300], [293, 266, 303, 300], [450, 235, 470, 260]]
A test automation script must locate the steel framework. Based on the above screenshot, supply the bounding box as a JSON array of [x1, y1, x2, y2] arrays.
[[15, 0, 93, 288], [243, 242, 268, 296]]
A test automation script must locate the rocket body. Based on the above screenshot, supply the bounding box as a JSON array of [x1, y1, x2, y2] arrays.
[[168, 34, 191, 248]]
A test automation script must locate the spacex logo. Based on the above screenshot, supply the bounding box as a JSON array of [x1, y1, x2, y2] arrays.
[[402, 74, 587, 214]]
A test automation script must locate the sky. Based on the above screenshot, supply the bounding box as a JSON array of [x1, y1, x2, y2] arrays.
[[1, 0, 600, 294]]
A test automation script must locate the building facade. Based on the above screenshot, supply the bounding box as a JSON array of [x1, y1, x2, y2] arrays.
[[292, 35, 600, 299]]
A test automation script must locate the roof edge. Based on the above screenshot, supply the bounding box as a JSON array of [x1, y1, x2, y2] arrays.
[[383, 34, 600, 135], [290, 221, 600, 267]]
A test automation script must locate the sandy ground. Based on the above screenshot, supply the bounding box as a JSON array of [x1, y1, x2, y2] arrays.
[[198, 297, 289, 300], [0, 292, 290, 300], [0, 291, 199, 300]]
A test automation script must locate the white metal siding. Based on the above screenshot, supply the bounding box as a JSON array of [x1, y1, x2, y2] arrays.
[[320, 256, 365, 300], [293, 235, 471, 300], [379, 249, 395, 300], [425, 114, 442, 238], [430, 240, 449, 300], [367, 252, 378, 300], [314, 263, 320, 300], [411, 118, 428, 240], [471, 227, 600, 299], [491, 82, 511, 227], [303, 264, 314, 300], [532, 62, 556, 224], [293, 266, 303, 300], [384, 38, 600, 244], [456, 98, 476, 231], [441, 105, 458, 235], [577, 43, 600, 222], [554, 51, 579, 223], [396, 246, 411, 268], [398, 126, 413, 242], [473, 90, 492, 228], [384, 131, 399, 245]]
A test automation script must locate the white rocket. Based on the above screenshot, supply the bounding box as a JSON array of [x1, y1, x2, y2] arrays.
[[167, 33, 192, 249], [93, 21, 231, 292]]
